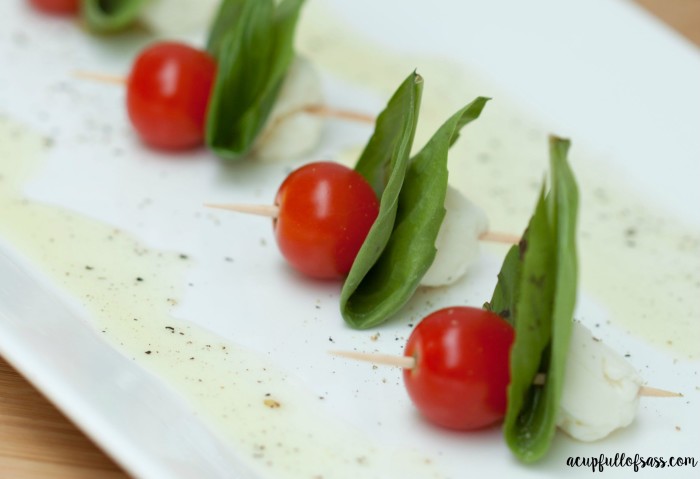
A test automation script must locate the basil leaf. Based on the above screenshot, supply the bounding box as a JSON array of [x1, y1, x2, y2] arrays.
[[341, 94, 489, 329], [352, 75, 423, 198], [483, 244, 521, 322], [536, 136, 578, 455], [338, 72, 422, 329], [488, 136, 578, 462], [82, 0, 144, 34], [502, 189, 556, 459], [206, 0, 247, 58], [205, 0, 305, 161]]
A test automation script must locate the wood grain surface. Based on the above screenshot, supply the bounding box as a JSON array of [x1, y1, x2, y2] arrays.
[[1, 1, 697, 478], [0, 357, 128, 478], [636, 0, 700, 45]]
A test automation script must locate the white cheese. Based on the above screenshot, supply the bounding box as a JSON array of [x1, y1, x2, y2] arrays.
[[139, 0, 220, 35], [419, 186, 488, 287], [556, 321, 642, 441], [252, 56, 324, 161]]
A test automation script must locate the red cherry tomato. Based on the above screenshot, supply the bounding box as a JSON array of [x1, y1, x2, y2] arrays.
[[274, 162, 379, 279], [29, 0, 79, 14], [403, 306, 514, 430], [126, 42, 216, 150]]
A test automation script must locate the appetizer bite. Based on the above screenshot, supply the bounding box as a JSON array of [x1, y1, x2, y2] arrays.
[[210, 71, 512, 329], [333, 137, 681, 462], [79, 0, 361, 160], [123, 43, 324, 156]]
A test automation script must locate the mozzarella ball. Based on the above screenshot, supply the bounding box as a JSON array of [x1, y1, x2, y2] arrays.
[[139, 0, 219, 34], [419, 186, 488, 287], [252, 56, 324, 161], [556, 321, 642, 442]]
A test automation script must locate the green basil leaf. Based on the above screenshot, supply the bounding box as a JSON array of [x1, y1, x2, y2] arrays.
[[352, 75, 423, 198], [338, 72, 423, 329], [535, 136, 578, 456], [205, 0, 305, 161], [341, 94, 489, 329], [489, 136, 578, 462], [82, 0, 144, 34], [206, 0, 247, 58], [483, 243, 521, 322], [502, 188, 556, 459]]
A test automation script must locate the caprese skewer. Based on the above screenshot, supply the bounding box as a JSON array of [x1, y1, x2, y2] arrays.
[[77, 42, 372, 157], [208, 72, 513, 331], [206, 170, 516, 282], [331, 135, 681, 463], [330, 307, 680, 438]]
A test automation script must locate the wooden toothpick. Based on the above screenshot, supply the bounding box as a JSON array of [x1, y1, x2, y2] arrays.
[[73, 70, 126, 85], [303, 104, 376, 124], [478, 231, 521, 244], [329, 350, 416, 369], [638, 386, 683, 398], [204, 203, 279, 218]]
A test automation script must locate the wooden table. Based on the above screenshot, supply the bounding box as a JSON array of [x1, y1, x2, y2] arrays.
[[0, 358, 128, 478], [1, 2, 698, 477]]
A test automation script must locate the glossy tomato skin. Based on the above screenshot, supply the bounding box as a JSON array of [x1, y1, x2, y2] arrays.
[[274, 162, 379, 279], [29, 0, 79, 14], [126, 42, 216, 150], [404, 306, 514, 430]]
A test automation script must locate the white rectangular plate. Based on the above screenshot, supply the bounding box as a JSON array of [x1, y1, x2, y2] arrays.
[[1, 1, 699, 478]]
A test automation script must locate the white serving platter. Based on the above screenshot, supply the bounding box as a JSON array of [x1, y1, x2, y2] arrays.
[[1, 1, 698, 478]]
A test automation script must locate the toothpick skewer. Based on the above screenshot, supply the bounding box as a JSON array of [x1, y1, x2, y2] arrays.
[[304, 104, 376, 124], [204, 203, 279, 218], [329, 350, 681, 398], [330, 350, 416, 369], [73, 70, 126, 85], [478, 231, 522, 244], [205, 203, 521, 244], [637, 386, 683, 398]]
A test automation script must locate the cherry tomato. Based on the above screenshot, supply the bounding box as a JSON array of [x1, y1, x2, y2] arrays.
[[29, 0, 79, 14], [126, 42, 216, 150], [274, 162, 379, 279], [403, 306, 514, 430]]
